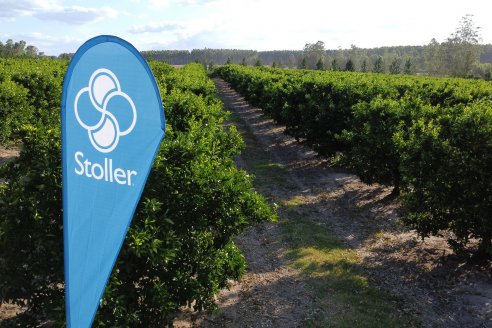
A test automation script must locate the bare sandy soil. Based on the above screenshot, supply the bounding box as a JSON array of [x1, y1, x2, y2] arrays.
[[0, 146, 18, 165], [175, 79, 492, 327]]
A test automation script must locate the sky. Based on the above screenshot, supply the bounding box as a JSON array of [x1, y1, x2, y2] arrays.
[[1, 0, 492, 56]]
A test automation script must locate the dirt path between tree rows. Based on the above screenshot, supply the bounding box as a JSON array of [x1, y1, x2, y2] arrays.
[[175, 78, 492, 328]]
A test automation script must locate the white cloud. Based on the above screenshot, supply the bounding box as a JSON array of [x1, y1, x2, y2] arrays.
[[35, 5, 118, 24], [0, 0, 118, 24], [147, 0, 170, 8], [129, 22, 182, 34], [0, 0, 52, 17], [173, 0, 219, 5], [148, 0, 218, 8]]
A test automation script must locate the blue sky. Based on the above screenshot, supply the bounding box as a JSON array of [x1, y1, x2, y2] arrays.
[[1, 0, 492, 56]]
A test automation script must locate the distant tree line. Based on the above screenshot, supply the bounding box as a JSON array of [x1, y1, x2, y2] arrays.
[[0, 39, 41, 57], [141, 46, 428, 73], [142, 15, 491, 79], [299, 41, 422, 75], [141, 49, 258, 66], [142, 43, 492, 78]]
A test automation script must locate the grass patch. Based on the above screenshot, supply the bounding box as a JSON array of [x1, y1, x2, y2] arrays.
[[281, 214, 417, 327], [241, 147, 291, 190], [227, 112, 295, 190], [284, 195, 306, 208]]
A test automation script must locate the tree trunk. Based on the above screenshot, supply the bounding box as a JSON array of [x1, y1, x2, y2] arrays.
[[389, 166, 401, 199], [477, 229, 492, 260]]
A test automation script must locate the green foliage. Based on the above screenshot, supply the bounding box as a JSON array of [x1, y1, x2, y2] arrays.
[[0, 39, 39, 58], [0, 60, 274, 326], [403, 57, 414, 75], [0, 58, 66, 143], [303, 41, 326, 69], [10, 67, 64, 119], [0, 79, 32, 143], [361, 58, 368, 73], [345, 58, 355, 72], [373, 56, 385, 73], [343, 97, 408, 194], [396, 100, 492, 258], [216, 64, 492, 258], [425, 15, 482, 78], [331, 58, 340, 71], [0, 121, 64, 324], [389, 58, 401, 74], [300, 57, 307, 69], [316, 58, 324, 70]]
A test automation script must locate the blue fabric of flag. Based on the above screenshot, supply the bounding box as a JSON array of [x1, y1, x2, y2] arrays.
[[61, 35, 165, 328]]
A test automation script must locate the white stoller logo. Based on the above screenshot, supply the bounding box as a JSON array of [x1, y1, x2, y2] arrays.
[[74, 68, 137, 153]]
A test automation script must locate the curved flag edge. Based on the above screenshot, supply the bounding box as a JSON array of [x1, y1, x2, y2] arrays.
[[61, 35, 166, 327]]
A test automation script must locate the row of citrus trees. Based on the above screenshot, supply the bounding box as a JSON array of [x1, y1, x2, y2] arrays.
[[216, 64, 492, 259], [0, 59, 274, 326]]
